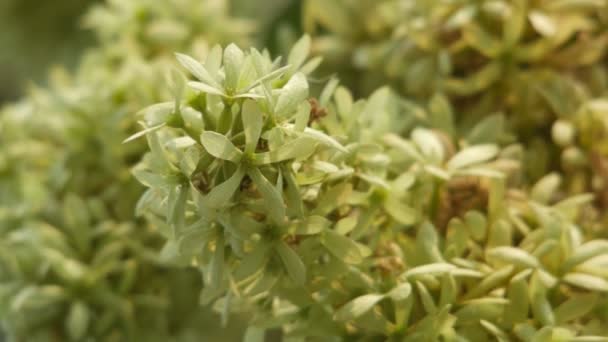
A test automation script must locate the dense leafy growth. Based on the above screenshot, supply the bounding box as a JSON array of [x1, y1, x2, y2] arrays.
[[2, 0, 608, 341]]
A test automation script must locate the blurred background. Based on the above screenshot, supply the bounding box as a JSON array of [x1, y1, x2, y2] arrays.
[[0, 0, 298, 105]]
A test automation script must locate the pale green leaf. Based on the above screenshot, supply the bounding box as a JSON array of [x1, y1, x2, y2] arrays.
[[66, 301, 90, 341], [248, 167, 285, 225], [200, 131, 243, 162], [275, 73, 309, 115], [322, 230, 367, 264], [288, 35, 311, 71], [387, 283, 412, 301], [205, 166, 246, 208], [253, 137, 316, 165], [188, 81, 226, 96], [209, 233, 225, 289], [563, 272, 608, 292], [276, 240, 306, 286], [554, 293, 598, 324], [223, 44, 245, 91], [412, 128, 444, 164], [175, 52, 220, 87], [529, 11, 557, 37], [402, 263, 457, 279], [447, 145, 499, 170], [334, 294, 384, 321], [295, 215, 330, 235], [242, 100, 264, 153], [294, 101, 311, 132], [487, 247, 540, 268]]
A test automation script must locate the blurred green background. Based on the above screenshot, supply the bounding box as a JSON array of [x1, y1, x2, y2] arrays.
[[0, 0, 298, 104]]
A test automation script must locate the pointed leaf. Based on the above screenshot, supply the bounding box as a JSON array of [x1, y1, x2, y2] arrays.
[[275, 73, 309, 115], [201, 131, 243, 162], [175, 53, 220, 87], [205, 166, 246, 208], [242, 100, 264, 153], [276, 240, 305, 286], [447, 145, 499, 170], [334, 294, 385, 321], [252, 137, 317, 165], [224, 44, 245, 91], [288, 35, 311, 71], [248, 167, 285, 224]]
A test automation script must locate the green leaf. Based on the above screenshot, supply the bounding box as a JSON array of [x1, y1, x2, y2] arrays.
[[412, 128, 444, 164], [188, 81, 226, 96], [447, 145, 499, 170], [531, 172, 561, 204], [383, 133, 424, 162], [416, 281, 437, 314], [428, 93, 454, 135], [480, 320, 510, 342], [467, 113, 505, 145], [486, 247, 540, 268], [123, 122, 166, 144], [387, 283, 412, 301], [205, 45, 223, 79], [504, 270, 531, 324], [168, 183, 188, 236], [295, 215, 330, 235], [242, 100, 264, 153], [439, 273, 457, 308], [288, 35, 311, 71], [443, 62, 502, 96], [562, 240, 608, 272], [275, 72, 309, 115], [465, 210, 487, 242], [334, 293, 385, 321], [200, 131, 243, 162], [384, 195, 417, 225], [276, 240, 306, 286], [503, 0, 526, 46], [322, 230, 369, 264], [300, 56, 323, 75], [243, 327, 265, 342], [319, 77, 339, 107], [286, 125, 348, 153], [529, 10, 557, 37], [530, 273, 555, 326], [464, 265, 514, 299], [554, 293, 598, 324], [402, 263, 458, 279], [204, 166, 246, 208], [248, 167, 285, 225], [209, 233, 225, 289], [252, 137, 317, 165], [175, 52, 220, 87], [563, 273, 608, 292], [137, 101, 174, 125], [66, 301, 90, 341], [464, 23, 503, 58], [294, 101, 311, 132], [181, 107, 205, 135], [243, 64, 291, 93], [223, 44, 245, 91]]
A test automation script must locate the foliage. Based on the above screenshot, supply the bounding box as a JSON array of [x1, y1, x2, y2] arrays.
[[0, 0, 253, 340], [2, 0, 608, 341], [130, 36, 608, 340]]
